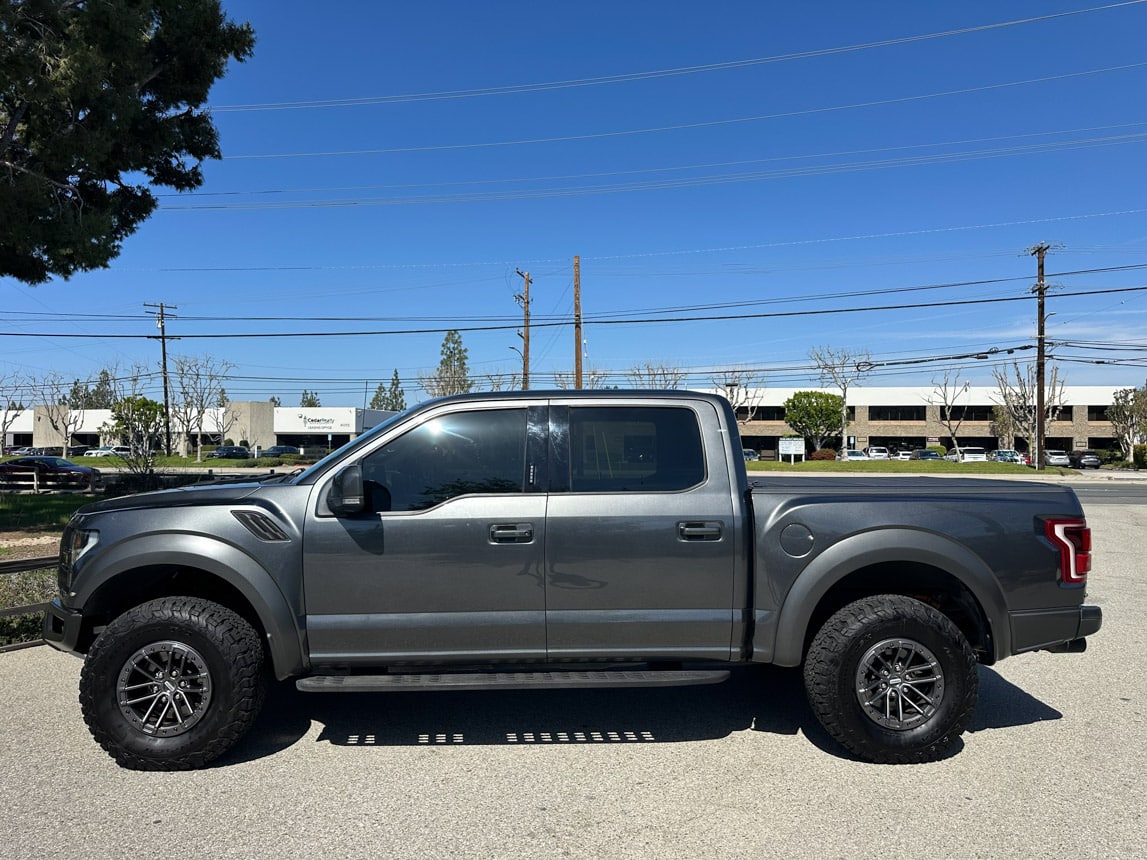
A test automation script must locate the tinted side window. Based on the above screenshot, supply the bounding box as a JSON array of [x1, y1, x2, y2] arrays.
[[361, 409, 527, 511], [568, 406, 705, 492]]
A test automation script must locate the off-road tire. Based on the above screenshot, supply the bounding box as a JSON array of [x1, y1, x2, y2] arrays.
[[79, 597, 266, 771], [804, 594, 978, 764]]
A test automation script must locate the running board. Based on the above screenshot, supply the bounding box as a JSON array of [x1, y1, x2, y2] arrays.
[[296, 669, 730, 693]]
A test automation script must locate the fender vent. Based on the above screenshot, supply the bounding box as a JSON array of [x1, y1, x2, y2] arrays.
[[232, 510, 291, 542]]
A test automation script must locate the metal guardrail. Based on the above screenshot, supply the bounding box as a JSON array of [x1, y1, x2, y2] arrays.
[[0, 555, 59, 653]]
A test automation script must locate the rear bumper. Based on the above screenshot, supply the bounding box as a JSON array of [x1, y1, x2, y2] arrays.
[[1010, 604, 1102, 655]]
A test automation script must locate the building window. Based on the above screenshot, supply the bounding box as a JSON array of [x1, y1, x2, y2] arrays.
[[868, 406, 926, 422], [940, 405, 995, 422], [1087, 405, 1108, 422]]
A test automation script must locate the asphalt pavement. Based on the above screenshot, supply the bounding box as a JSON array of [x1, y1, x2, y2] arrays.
[[0, 504, 1143, 859]]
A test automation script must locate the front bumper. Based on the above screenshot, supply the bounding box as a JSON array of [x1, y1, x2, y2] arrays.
[[1010, 604, 1102, 655], [42, 600, 86, 656]]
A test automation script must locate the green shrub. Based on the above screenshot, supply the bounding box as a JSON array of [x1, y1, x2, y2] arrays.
[[1134, 444, 1147, 469]]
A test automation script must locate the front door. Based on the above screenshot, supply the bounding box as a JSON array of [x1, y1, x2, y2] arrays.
[[302, 406, 548, 666]]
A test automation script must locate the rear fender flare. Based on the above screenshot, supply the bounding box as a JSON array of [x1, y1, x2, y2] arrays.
[[770, 528, 1010, 666]]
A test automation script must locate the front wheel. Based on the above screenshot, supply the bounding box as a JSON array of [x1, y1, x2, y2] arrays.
[[79, 597, 267, 771], [803, 595, 978, 764]]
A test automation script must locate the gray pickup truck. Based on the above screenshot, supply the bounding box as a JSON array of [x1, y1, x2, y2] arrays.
[[44, 391, 1101, 770]]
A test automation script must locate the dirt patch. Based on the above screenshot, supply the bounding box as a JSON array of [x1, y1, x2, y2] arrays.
[[0, 530, 61, 561]]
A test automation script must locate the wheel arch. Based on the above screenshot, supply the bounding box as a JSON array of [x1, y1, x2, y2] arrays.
[[74, 534, 304, 680], [771, 528, 1010, 667]]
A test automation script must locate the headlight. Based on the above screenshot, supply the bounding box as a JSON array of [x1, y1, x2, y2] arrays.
[[58, 526, 98, 595]]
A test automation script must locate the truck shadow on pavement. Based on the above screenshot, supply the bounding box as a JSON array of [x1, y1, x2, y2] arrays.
[[220, 664, 1060, 767]]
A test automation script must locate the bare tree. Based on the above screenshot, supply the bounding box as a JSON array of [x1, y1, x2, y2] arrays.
[[553, 366, 614, 389], [929, 372, 972, 458], [1, 371, 29, 449], [991, 361, 1067, 455], [208, 389, 240, 446], [810, 346, 871, 449], [29, 371, 87, 452], [171, 355, 235, 461], [626, 362, 684, 389], [713, 370, 765, 424], [483, 372, 521, 392]]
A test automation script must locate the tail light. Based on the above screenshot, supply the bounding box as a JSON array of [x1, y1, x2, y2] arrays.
[[1044, 518, 1091, 585]]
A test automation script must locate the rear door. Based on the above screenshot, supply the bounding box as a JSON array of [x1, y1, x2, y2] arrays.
[[543, 400, 737, 661]]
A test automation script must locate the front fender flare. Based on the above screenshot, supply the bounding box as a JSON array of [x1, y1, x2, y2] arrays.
[[74, 532, 304, 680], [769, 527, 1011, 667]]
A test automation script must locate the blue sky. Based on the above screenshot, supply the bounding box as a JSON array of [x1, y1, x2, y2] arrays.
[[5, 0, 1147, 406]]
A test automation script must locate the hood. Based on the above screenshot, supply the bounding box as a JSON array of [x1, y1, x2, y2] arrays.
[[75, 481, 266, 516]]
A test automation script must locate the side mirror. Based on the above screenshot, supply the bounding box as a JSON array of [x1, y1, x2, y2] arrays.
[[327, 464, 365, 515]]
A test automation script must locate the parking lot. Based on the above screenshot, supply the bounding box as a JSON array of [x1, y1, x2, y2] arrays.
[[0, 502, 1143, 860]]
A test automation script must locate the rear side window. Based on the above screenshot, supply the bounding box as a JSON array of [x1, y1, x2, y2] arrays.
[[568, 406, 705, 492]]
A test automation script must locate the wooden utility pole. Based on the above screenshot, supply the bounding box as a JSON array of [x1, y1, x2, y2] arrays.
[[1030, 244, 1050, 472], [144, 302, 177, 456], [573, 256, 583, 389], [515, 269, 531, 390]]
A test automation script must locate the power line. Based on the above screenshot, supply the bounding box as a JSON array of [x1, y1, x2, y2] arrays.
[[4, 285, 1147, 340], [208, 3, 1147, 112], [216, 63, 1147, 162], [159, 122, 1147, 199]]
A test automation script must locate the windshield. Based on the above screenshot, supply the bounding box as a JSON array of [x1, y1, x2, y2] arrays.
[[291, 408, 413, 484]]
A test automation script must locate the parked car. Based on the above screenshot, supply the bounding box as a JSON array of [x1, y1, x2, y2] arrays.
[[908, 450, 942, 461], [741, 448, 759, 462], [837, 449, 869, 461], [864, 446, 890, 460], [1044, 449, 1071, 467], [0, 456, 100, 487], [1068, 450, 1101, 470], [86, 446, 132, 457], [945, 447, 988, 463], [207, 445, 252, 460], [895, 451, 913, 461], [988, 449, 1024, 464], [263, 445, 301, 458]]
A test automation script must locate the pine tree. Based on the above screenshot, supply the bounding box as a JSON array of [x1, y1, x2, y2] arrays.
[[385, 369, 406, 411], [420, 331, 472, 397], [1, 1, 255, 283]]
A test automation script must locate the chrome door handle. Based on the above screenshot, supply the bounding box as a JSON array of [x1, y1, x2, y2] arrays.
[[490, 523, 534, 544]]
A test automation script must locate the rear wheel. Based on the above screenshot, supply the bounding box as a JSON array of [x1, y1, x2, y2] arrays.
[[803, 594, 978, 764], [80, 597, 266, 771]]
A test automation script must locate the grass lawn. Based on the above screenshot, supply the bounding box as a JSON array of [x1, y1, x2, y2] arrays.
[[0, 493, 92, 531]]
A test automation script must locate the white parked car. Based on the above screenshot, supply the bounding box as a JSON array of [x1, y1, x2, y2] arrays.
[[837, 449, 869, 461], [86, 445, 132, 457], [946, 447, 987, 463], [864, 446, 890, 460]]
